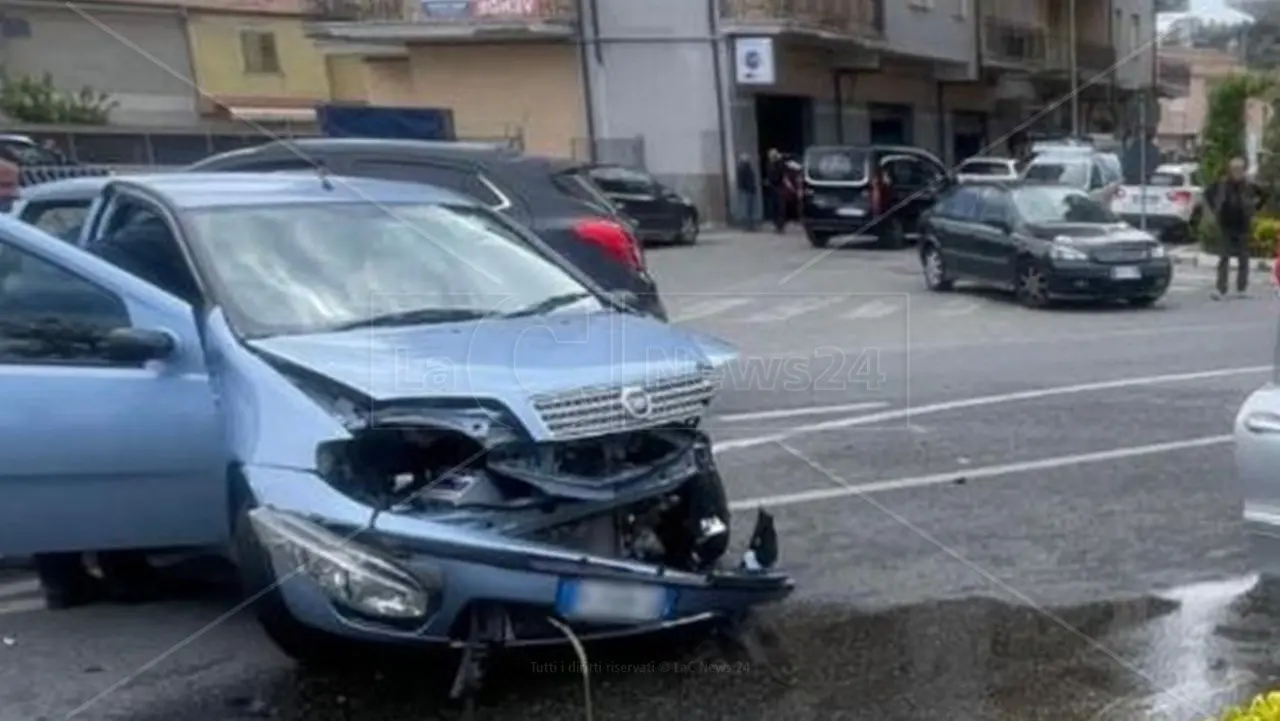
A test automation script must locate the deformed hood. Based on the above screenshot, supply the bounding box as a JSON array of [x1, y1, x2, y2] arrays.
[[249, 310, 731, 405], [1025, 222, 1158, 246]]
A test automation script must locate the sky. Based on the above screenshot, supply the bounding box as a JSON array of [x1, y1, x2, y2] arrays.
[[1158, 0, 1255, 31]]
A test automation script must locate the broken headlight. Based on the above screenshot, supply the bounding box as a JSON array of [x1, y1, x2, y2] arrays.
[[248, 507, 437, 620]]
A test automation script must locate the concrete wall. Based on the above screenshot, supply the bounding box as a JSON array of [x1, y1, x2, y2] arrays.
[[186, 12, 331, 106], [883, 0, 975, 65], [589, 0, 727, 219], [0, 3, 198, 125], [1112, 0, 1155, 89]]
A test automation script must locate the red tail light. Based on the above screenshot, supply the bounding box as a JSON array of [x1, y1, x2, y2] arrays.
[[1169, 190, 1192, 204], [574, 219, 644, 270]]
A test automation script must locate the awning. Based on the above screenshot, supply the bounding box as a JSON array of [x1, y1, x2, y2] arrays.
[[226, 106, 318, 123]]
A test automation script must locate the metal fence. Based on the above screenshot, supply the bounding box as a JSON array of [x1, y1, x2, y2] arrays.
[[572, 136, 647, 168]]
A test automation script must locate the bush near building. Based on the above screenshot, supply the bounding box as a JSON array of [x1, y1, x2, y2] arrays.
[[1211, 691, 1280, 720]]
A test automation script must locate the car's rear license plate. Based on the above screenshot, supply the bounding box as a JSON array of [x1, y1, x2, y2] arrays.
[[837, 207, 865, 217], [556, 579, 673, 623], [1111, 266, 1141, 280]]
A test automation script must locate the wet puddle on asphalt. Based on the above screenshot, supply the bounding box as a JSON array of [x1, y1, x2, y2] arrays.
[[119, 574, 1280, 721]]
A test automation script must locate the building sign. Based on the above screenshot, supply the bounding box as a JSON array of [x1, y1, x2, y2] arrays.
[[735, 37, 775, 86], [474, 0, 538, 16], [420, 0, 471, 17]]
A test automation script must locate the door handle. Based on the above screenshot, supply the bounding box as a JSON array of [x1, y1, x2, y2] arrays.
[[1245, 412, 1280, 434]]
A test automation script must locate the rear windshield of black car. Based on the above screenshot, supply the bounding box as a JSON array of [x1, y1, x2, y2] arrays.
[[803, 148, 868, 183]]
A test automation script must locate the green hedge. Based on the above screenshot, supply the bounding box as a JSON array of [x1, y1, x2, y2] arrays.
[[1211, 691, 1280, 720], [1197, 213, 1280, 257]]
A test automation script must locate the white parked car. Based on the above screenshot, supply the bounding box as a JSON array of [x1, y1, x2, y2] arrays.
[[955, 157, 1020, 184], [1109, 162, 1203, 244], [1021, 148, 1125, 205]]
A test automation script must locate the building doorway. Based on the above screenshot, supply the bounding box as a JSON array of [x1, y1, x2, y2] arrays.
[[868, 103, 913, 145], [952, 111, 988, 162], [755, 94, 812, 160]]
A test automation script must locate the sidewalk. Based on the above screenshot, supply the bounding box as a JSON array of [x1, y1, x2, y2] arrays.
[[1168, 245, 1274, 272]]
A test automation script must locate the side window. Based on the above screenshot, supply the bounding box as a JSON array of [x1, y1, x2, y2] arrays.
[[882, 158, 922, 187], [946, 187, 981, 220], [978, 188, 1010, 224], [20, 201, 91, 241], [348, 160, 504, 207], [92, 199, 202, 306], [0, 241, 133, 365]]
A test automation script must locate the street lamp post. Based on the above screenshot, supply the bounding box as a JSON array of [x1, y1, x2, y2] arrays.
[[1069, 0, 1079, 135]]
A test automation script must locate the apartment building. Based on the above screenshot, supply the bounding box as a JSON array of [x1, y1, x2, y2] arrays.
[[1156, 46, 1243, 152], [304, 0, 1151, 219], [0, 0, 329, 129]]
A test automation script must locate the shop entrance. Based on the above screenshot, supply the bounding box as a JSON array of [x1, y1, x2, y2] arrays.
[[952, 111, 988, 162], [868, 103, 913, 145], [755, 94, 812, 160]]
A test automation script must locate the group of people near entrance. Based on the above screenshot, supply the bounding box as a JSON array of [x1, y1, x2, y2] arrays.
[[734, 148, 794, 234]]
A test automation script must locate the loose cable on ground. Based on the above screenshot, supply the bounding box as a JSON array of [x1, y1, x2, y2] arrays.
[[545, 616, 593, 721]]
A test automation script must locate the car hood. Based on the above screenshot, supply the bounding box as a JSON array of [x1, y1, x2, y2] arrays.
[[1025, 222, 1158, 246], [248, 310, 734, 404]]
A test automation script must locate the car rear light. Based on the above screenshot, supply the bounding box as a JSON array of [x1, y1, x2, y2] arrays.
[[1169, 190, 1192, 204], [574, 219, 644, 270]]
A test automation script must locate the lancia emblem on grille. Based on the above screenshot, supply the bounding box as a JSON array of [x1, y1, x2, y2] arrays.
[[620, 386, 652, 418]]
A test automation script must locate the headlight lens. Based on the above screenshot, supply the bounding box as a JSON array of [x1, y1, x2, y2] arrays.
[[1050, 242, 1090, 261], [249, 507, 434, 620], [1149, 243, 1167, 258]]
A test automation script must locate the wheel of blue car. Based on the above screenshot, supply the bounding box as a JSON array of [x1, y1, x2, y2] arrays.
[[1015, 258, 1051, 309], [921, 243, 954, 292], [232, 504, 361, 668]]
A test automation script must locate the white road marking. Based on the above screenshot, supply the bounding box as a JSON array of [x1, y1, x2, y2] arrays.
[[0, 579, 37, 600], [728, 434, 1232, 511], [716, 401, 889, 423], [0, 597, 45, 617], [935, 299, 981, 316], [841, 299, 902, 319], [712, 364, 1270, 453], [738, 295, 847, 323], [671, 297, 751, 322]]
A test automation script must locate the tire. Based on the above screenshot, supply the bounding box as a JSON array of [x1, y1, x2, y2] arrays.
[[805, 228, 831, 248], [878, 217, 906, 249], [675, 214, 699, 245], [921, 243, 954, 292], [232, 503, 361, 669], [1015, 258, 1051, 308], [1129, 295, 1161, 308]]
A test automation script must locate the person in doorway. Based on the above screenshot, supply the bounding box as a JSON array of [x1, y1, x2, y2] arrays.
[[1205, 157, 1266, 300], [0, 159, 19, 213], [763, 148, 791, 233], [735, 153, 758, 231]]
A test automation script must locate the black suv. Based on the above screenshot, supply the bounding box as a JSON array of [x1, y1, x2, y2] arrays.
[[187, 139, 667, 320], [800, 145, 949, 249]]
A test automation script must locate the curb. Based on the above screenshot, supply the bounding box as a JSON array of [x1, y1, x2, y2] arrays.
[[1169, 250, 1273, 272]]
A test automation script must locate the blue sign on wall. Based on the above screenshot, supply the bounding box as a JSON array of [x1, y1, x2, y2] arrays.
[[420, 0, 471, 17]]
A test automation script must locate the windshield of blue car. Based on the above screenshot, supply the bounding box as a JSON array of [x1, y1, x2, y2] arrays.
[[184, 202, 605, 338], [1011, 186, 1119, 225]]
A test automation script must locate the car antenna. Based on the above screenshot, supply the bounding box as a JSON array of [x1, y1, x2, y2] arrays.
[[315, 160, 334, 191]]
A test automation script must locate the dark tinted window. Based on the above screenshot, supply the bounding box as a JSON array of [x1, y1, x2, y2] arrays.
[[348, 160, 503, 206], [958, 160, 1015, 176], [554, 171, 616, 214], [882, 156, 943, 187], [978, 187, 1011, 223], [803, 147, 868, 182], [936, 187, 982, 220], [0, 242, 132, 365], [20, 201, 91, 240]]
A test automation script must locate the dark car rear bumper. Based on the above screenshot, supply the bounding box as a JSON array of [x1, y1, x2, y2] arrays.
[[1046, 259, 1173, 299]]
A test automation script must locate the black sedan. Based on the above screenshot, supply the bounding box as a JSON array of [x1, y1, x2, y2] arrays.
[[918, 182, 1172, 308], [581, 164, 699, 245]]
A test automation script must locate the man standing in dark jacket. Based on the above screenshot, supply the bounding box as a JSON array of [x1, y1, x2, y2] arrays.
[[1205, 157, 1266, 299], [735, 153, 758, 231], [763, 148, 791, 233]]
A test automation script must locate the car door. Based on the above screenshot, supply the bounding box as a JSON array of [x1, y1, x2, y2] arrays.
[[931, 186, 984, 276], [0, 214, 225, 556], [879, 154, 945, 236], [970, 186, 1018, 282]]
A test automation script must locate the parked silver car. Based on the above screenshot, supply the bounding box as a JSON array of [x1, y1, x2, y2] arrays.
[[1237, 375, 1280, 581]]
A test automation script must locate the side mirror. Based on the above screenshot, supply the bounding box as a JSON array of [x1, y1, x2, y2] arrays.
[[101, 327, 175, 363]]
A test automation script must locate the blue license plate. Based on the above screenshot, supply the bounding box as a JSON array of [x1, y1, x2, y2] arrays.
[[555, 579, 675, 623]]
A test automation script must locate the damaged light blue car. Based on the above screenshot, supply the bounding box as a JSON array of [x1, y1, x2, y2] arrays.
[[0, 173, 793, 676]]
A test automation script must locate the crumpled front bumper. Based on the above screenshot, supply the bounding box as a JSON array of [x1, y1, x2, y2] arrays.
[[244, 465, 793, 648]]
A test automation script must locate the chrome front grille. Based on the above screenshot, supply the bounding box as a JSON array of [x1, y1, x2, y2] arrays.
[[1091, 244, 1152, 263], [531, 372, 716, 440]]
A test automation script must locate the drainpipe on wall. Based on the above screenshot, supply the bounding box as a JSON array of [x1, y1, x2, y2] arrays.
[[707, 0, 732, 224]]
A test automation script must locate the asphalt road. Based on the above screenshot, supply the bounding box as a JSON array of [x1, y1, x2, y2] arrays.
[[4, 229, 1280, 721]]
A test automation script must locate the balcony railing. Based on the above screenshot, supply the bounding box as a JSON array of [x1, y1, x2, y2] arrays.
[[306, 0, 575, 25], [981, 16, 1047, 68], [718, 0, 884, 41]]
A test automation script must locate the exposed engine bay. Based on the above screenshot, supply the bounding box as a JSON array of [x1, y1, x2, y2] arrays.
[[315, 423, 733, 572]]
